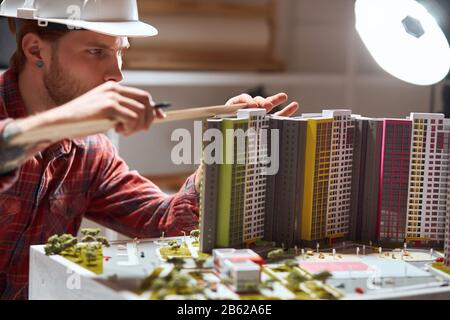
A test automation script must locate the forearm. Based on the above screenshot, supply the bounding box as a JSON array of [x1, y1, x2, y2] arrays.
[[0, 120, 28, 174], [87, 172, 200, 238], [0, 120, 25, 192], [0, 115, 51, 175]]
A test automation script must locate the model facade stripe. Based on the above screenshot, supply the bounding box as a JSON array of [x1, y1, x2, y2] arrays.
[[377, 119, 412, 242], [445, 119, 450, 267], [237, 109, 269, 244], [216, 118, 249, 248], [323, 110, 354, 240], [264, 117, 307, 248], [446, 196, 450, 266], [301, 117, 332, 241], [406, 113, 450, 243], [350, 117, 383, 241], [199, 118, 222, 253]]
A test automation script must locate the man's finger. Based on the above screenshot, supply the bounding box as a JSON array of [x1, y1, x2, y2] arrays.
[[155, 108, 167, 120], [110, 104, 139, 134], [274, 102, 300, 117], [227, 94, 258, 108], [115, 94, 146, 131], [254, 96, 273, 112], [266, 93, 289, 108], [115, 85, 154, 113]]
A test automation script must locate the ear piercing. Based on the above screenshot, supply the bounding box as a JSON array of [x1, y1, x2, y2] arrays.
[[36, 60, 44, 68]]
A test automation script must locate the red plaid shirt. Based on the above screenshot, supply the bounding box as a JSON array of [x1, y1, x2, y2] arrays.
[[0, 69, 200, 300]]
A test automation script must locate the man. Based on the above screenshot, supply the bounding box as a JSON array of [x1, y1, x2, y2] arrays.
[[0, 0, 299, 299]]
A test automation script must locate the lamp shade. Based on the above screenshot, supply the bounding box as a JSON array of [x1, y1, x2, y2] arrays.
[[355, 0, 450, 85]]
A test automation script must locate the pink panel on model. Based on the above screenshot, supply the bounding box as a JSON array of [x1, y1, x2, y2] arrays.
[[377, 119, 412, 241], [299, 261, 369, 273]]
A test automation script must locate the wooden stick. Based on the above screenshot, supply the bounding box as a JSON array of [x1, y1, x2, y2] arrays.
[[10, 103, 248, 146]]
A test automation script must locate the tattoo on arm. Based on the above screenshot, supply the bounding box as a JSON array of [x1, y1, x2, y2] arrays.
[[0, 122, 28, 175]]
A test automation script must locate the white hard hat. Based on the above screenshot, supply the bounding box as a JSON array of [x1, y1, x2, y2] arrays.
[[0, 0, 158, 37]]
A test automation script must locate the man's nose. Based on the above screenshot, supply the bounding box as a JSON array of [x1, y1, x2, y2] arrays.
[[104, 57, 124, 83]]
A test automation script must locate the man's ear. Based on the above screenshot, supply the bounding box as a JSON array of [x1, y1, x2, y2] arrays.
[[21, 33, 50, 69]]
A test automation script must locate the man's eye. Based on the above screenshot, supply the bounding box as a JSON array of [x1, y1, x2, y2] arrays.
[[87, 49, 104, 56]]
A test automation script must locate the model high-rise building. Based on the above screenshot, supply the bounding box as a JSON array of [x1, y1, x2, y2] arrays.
[[350, 117, 383, 242], [300, 117, 333, 242], [215, 116, 249, 248], [322, 110, 354, 241], [264, 117, 307, 248], [238, 109, 269, 245], [199, 118, 223, 253], [406, 114, 450, 244], [200, 108, 450, 256], [200, 109, 269, 251], [377, 119, 412, 242]]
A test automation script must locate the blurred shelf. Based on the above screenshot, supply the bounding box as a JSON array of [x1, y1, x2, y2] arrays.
[[121, 70, 345, 87], [121, 70, 407, 87], [0, 69, 414, 87]]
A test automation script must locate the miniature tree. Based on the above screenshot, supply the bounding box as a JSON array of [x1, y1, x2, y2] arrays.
[[194, 257, 207, 270], [313, 271, 332, 283], [96, 236, 110, 247], [267, 248, 284, 260], [167, 240, 180, 249], [284, 259, 299, 269], [60, 234, 77, 251], [259, 279, 275, 290], [81, 229, 107, 249], [44, 242, 62, 255], [81, 235, 96, 243], [220, 276, 233, 286], [85, 244, 98, 266], [287, 269, 308, 288], [167, 257, 185, 271], [168, 273, 191, 290], [80, 228, 101, 237], [80, 233, 110, 247], [74, 246, 82, 261], [44, 230, 109, 257], [150, 278, 166, 291], [190, 230, 200, 240], [243, 282, 259, 292], [169, 241, 181, 250], [44, 235, 61, 255], [44, 234, 77, 255]]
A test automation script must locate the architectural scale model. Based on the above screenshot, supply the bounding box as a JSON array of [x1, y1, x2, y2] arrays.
[[32, 109, 450, 300], [199, 109, 450, 263]]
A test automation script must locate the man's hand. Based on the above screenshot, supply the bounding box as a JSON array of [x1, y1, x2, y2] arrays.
[[226, 92, 299, 117], [17, 81, 166, 138], [194, 92, 300, 192]]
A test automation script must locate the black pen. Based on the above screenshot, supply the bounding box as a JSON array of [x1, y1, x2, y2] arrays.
[[154, 102, 172, 109]]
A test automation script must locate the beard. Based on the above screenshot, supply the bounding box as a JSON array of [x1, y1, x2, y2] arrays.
[[43, 52, 84, 106]]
